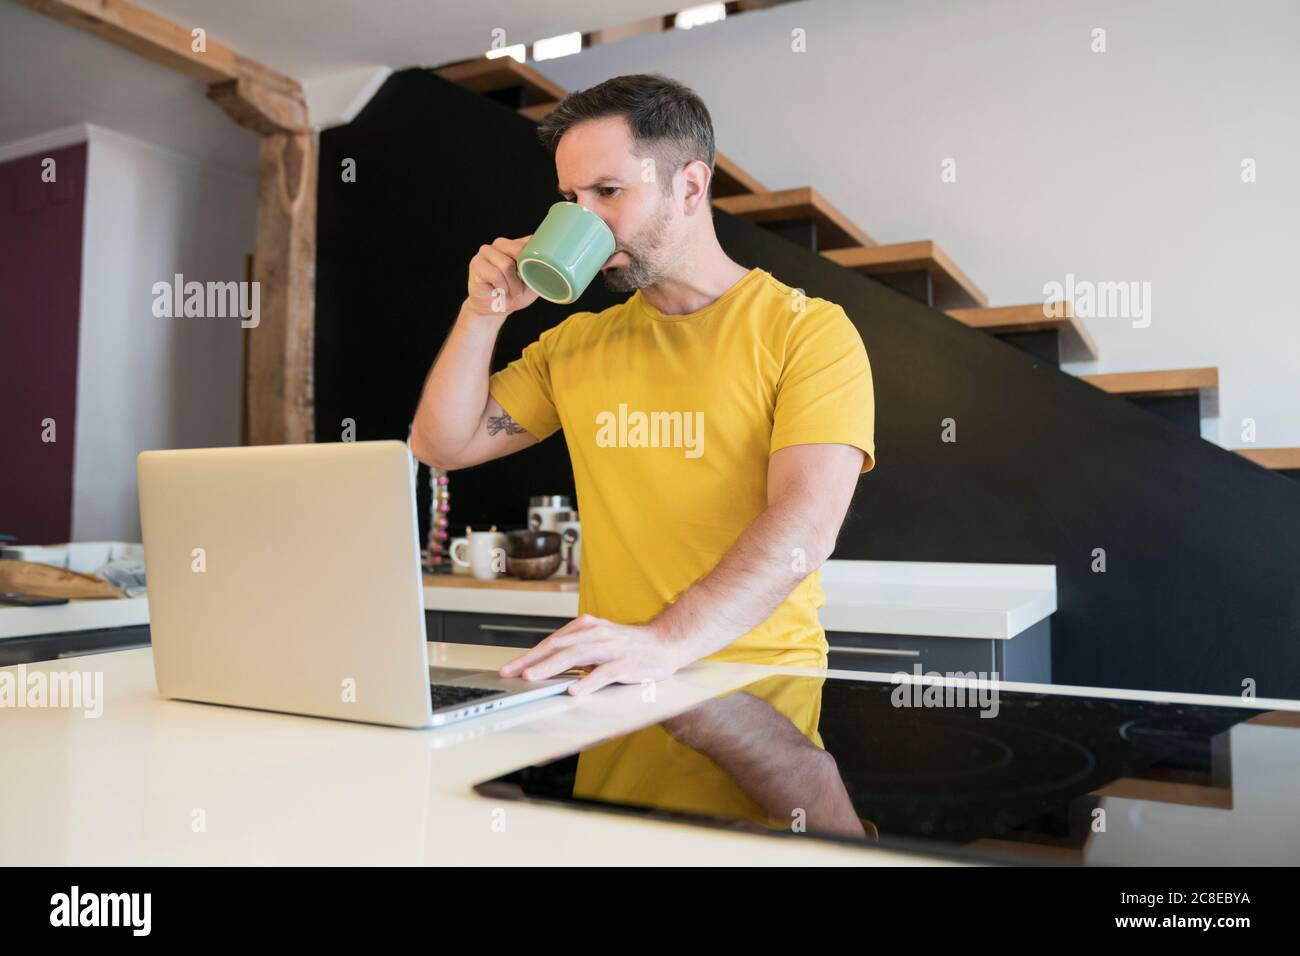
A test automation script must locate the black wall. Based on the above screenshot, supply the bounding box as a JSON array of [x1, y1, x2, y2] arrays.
[[316, 69, 1300, 698]]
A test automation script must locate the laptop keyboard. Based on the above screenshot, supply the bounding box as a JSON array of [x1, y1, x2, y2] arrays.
[[430, 683, 500, 710]]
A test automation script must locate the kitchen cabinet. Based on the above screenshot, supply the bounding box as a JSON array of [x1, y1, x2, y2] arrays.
[[0, 624, 152, 668], [435, 611, 568, 649], [826, 618, 1051, 682], [428, 611, 1051, 683]]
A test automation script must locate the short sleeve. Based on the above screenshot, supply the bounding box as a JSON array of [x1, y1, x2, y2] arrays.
[[487, 319, 571, 442], [770, 304, 876, 474]]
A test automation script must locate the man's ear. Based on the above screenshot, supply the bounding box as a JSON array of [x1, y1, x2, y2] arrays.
[[680, 159, 712, 215]]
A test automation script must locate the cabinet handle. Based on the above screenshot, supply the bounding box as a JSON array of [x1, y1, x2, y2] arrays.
[[478, 624, 556, 635], [56, 642, 149, 659], [827, 645, 921, 658]]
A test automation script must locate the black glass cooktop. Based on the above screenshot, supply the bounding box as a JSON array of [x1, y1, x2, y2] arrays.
[[474, 674, 1300, 865]]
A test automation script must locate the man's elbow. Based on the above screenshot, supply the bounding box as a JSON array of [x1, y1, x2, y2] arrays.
[[808, 501, 852, 566], [409, 428, 459, 472], [808, 527, 839, 568], [778, 506, 840, 570]]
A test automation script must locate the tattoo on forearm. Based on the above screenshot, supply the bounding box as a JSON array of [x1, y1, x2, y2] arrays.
[[487, 410, 526, 437]]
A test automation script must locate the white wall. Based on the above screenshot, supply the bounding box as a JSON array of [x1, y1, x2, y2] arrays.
[[71, 125, 256, 541], [0, 1, 258, 175], [535, 0, 1300, 449]]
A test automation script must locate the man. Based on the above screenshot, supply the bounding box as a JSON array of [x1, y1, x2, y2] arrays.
[[410, 73, 875, 696]]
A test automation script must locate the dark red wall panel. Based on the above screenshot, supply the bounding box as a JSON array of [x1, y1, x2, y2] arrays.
[[0, 141, 87, 544]]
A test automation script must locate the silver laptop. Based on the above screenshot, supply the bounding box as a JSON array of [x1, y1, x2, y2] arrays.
[[137, 441, 574, 728]]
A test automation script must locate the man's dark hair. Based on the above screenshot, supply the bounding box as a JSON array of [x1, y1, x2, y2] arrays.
[[536, 73, 716, 199]]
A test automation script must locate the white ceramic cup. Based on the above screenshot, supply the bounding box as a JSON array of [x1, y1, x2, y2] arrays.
[[452, 530, 507, 580], [448, 536, 470, 576]]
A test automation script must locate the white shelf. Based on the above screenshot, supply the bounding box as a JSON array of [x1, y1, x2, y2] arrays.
[[818, 560, 1057, 639], [0, 596, 150, 640]]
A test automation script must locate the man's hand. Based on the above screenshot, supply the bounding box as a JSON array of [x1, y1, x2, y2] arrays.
[[498, 614, 688, 696], [466, 235, 540, 318]]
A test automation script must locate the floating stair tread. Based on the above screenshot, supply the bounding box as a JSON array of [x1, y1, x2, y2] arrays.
[[1080, 367, 1218, 397], [1090, 777, 1231, 810], [518, 100, 557, 122], [823, 241, 987, 308], [947, 302, 1099, 361], [1235, 447, 1300, 471], [436, 57, 568, 104], [712, 153, 766, 197], [713, 186, 874, 248]]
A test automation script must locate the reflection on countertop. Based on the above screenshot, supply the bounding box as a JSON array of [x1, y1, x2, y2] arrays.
[[479, 672, 1300, 866]]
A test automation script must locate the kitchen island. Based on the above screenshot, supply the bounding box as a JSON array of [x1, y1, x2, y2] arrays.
[[3, 641, 1297, 866], [0, 642, 931, 865], [0, 560, 1058, 680]]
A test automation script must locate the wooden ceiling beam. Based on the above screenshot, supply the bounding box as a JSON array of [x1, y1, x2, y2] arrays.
[[209, 77, 309, 135], [13, 0, 298, 91]]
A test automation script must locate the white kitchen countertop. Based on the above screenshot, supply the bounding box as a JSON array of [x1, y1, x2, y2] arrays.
[[3, 641, 1294, 866], [0, 594, 152, 640], [0, 559, 1056, 642], [0, 643, 948, 866]]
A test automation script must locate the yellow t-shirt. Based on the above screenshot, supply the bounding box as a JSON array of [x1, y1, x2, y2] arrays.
[[487, 266, 875, 666]]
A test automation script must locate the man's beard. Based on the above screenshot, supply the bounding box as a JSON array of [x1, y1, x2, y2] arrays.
[[600, 199, 674, 294]]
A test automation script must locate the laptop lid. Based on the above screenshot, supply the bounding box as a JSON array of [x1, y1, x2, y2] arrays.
[[137, 441, 432, 728]]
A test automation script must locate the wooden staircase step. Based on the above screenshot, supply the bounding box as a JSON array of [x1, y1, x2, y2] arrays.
[[713, 186, 873, 249], [436, 57, 567, 104], [947, 302, 1099, 362], [1080, 367, 1218, 398], [518, 100, 558, 122], [823, 241, 987, 309], [515, 101, 764, 197], [1235, 447, 1300, 472], [712, 153, 767, 198]]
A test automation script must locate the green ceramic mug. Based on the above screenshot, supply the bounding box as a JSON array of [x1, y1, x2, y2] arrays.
[[517, 202, 617, 305]]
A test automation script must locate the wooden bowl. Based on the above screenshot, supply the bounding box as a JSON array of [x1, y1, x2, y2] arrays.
[[505, 529, 561, 559], [507, 552, 563, 580]]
